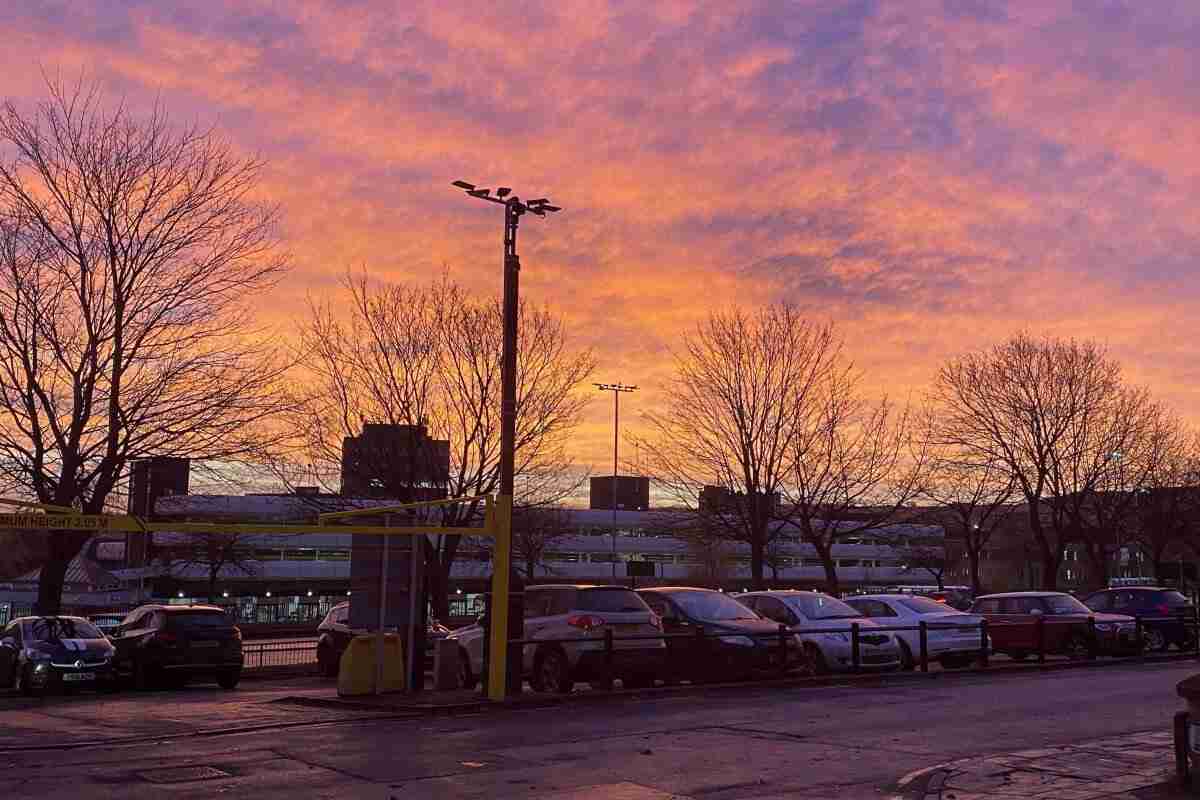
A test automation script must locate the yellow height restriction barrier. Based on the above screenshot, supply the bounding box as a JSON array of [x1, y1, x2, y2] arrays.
[[1, 493, 515, 703]]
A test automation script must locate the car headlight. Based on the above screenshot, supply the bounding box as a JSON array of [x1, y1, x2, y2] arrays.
[[1095, 623, 1116, 632], [718, 635, 755, 647], [823, 632, 849, 643]]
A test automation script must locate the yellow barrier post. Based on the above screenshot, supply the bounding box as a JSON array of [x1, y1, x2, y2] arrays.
[[487, 494, 512, 702]]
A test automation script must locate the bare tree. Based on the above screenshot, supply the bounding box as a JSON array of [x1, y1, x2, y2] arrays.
[[287, 271, 595, 618], [507, 505, 573, 581], [637, 305, 842, 589], [932, 334, 1158, 591], [899, 538, 948, 590], [0, 77, 288, 612], [784, 360, 928, 595], [157, 532, 258, 603], [1131, 425, 1200, 583], [918, 451, 1017, 596]]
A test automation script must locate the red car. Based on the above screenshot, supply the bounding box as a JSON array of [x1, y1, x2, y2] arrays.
[[969, 591, 1137, 660]]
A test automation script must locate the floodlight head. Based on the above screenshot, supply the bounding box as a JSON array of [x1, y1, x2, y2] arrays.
[[542, 204, 561, 213], [495, 187, 512, 198], [529, 198, 548, 205], [452, 180, 475, 190], [467, 188, 491, 198]]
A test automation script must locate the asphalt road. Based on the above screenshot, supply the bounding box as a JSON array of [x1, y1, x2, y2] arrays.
[[3, 661, 1196, 800]]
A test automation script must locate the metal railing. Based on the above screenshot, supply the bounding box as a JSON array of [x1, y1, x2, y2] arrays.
[[478, 608, 1200, 688], [240, 640, 318, 670]]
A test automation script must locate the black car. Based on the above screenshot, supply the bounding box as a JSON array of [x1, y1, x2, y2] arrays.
[[637, 587, 798, 682], [316, 601, 451, 679], [1082, 587, 1196, 652], [0, 616, 117, 696], [111, 605, 243, 689]]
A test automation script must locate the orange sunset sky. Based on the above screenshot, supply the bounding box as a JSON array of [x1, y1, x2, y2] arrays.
[[5, 1, 1200, 480]]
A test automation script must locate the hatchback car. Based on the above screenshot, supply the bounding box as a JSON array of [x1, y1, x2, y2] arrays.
[[1082, 587, 1196, 652], [738, 590, 900, 673], [0, 616, 116, 695], [316, 601, 452, 678], [639, 588, 801, 682], [111, 604, 243, 689], [449, 585, 666, 693], [970, 591, 1136, 660], [845, 594, 987, 669]]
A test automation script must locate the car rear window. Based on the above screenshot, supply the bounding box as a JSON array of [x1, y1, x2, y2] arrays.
[[167, 611, 233, 628], [577, 588, 648, 613], [1153, 591, 1191, 607]]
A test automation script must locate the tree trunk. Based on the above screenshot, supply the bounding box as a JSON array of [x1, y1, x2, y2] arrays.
[[424, 546, 450, 622], [750, 535, 765, 590], [35, 531, 90, 615], [968, 549, 983, 596]]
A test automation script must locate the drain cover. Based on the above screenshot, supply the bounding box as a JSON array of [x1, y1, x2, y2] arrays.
[[138, 766, 232, 784]]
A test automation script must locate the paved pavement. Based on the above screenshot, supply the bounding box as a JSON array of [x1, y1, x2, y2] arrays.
[[2, 661, 1197, 799], [906, 730, 1183, 799]]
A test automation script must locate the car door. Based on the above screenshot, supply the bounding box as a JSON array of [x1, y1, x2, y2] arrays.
[[113, 610, 151, 670], [641, 593, 695, 673], [0, 622, 20, 686], [980, 598, 1025, 652]]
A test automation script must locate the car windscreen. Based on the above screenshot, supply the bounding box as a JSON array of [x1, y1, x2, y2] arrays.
[[30, 618, 103, 641], [1045, 595, 1091, 615], [578, 589, 648, 613], [167, 612, 233, 628], [667, 591, 757, 621], [785, 593, 860, 620], [898, 596, 959, 615]]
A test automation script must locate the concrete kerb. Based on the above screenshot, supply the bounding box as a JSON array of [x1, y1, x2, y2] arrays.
[[274, 649, 1200, 716]]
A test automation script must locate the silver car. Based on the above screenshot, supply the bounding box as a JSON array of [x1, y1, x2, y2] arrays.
[[738, 590, 902, 673], [447, 584, 667, 693], [845, 594, 989, 669]]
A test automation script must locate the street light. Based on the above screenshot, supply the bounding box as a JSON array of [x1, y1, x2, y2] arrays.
[[453, 179, 560, 694], [595, 382, 638, 579]]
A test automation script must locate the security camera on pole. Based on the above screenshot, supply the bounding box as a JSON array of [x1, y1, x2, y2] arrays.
[[451, 181, 560, 696]]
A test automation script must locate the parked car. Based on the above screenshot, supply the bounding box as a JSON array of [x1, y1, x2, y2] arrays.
[[925, 589, 974, 612], [639, 588, 801, 682], [0, 616, 117, 696], [844, 594, 987, 669], [316, 601, 453, 678], [1082, 587, 1196, 652], [448, 584, 666, 693], [969, 591, 1137, 660], [88, 614, 125, 639], [111, 604, 243, 689], [737, 590, 900, 674]]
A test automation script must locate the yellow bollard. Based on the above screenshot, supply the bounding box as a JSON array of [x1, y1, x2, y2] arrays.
[[337, 633, 406, 696]]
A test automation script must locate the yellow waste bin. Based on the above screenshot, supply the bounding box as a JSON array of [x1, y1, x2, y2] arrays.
[[337, 633, 406, 697]]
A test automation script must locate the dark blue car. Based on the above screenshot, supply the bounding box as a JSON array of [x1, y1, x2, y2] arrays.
[[0, 616, 117, 695], [1082, 587, 1196, 652]]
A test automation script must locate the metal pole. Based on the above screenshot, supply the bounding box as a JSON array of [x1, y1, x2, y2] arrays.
[[376, 520, 389, 696], [406, 534, 420, 693], [500, 201, 520, 500], [612, 389, 619, 580]]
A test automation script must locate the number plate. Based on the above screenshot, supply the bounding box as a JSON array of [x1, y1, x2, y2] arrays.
[[62, 672, 95, 682]]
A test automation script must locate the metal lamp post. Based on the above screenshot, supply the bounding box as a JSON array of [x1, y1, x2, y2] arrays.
[[595, 383, 637, 580], [451, 180, 559, 694]]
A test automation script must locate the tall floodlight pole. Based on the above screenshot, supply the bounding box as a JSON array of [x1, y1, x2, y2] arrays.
[[452, 180, 559, 694], [595, 383, 638, 580]]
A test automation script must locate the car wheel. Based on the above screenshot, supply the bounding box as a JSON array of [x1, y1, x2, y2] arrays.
[[456, 649, 475, 690], [897, 640, 916, 671], [318, 644, 339, 679], [803, 643, 829, 676], [1065, 635, 1091, 660], [17, 664, 42, 697], [217, 669, 241, 690], [534, 648, 572, 694], [1143, 628, 1168, 653]]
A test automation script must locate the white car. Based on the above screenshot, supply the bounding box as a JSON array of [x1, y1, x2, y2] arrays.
[[845, 594, 988, 669], [737, 590, 902, 673]]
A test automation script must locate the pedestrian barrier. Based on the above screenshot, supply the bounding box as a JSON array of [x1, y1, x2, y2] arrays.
[[481, 608, 1200, 689]]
